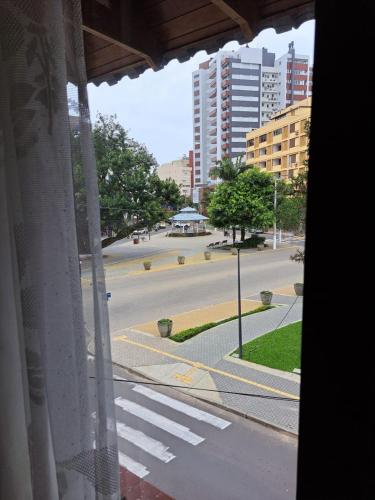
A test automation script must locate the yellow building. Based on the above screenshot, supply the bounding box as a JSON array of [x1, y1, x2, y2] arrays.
[[245, 97, 311, 179]]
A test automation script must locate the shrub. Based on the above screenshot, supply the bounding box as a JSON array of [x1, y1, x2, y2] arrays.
[[170, 305, 273, 342], [290, 248, 305, 263], [241, 235, 266, 248]]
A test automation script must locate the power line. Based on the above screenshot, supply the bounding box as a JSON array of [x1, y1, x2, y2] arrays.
[[89, 376, 299, 402]]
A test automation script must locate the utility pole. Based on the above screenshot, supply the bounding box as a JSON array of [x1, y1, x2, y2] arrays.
[[237, 247, 243, 358], [273, 177, 277, 250]]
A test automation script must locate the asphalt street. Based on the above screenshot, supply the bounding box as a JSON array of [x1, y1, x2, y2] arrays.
[[103, 245, 303, 333], [94, 363, 298, 500]]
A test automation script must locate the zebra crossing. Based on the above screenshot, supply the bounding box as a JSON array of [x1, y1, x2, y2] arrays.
[[112, 379, 232, 479]]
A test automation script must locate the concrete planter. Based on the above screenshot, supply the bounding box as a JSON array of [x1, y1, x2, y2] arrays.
[[294, 283, 304, 296], [177, 256, 185, 265], [157, 319, 173, 337], [143, 261, 151, 270], [257, 243, 265, 251], [204, 251, 211, 260], [260, 291, 273, 305], [133, 238, 139, 244], [231, 247, 237, 255]]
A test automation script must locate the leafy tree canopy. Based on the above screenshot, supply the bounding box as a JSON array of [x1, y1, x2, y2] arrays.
[[93, 114, 183, 246], [208, 168, 274, 241]]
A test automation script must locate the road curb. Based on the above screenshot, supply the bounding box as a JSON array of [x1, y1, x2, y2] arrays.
[[108, 355, 299, 439]]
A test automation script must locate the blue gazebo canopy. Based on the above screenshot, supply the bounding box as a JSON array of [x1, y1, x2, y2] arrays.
[[169, 206, 208, 222]]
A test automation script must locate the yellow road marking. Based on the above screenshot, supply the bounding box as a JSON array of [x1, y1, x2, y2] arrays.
[[114, 336, 299, 400]]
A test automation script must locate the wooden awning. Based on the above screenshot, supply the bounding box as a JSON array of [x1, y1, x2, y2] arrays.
[[82, 0, 314, 86]]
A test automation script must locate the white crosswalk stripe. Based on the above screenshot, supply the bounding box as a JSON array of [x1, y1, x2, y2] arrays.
[[118, 451, 149, 479], [132, 385, 231, 430], [115, 396, 205, 445], [116, 422, 175, 463]]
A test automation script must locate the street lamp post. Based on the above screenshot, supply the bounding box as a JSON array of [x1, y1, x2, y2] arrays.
[[273, 177, 278, 250], [237, 247, 243, 359]]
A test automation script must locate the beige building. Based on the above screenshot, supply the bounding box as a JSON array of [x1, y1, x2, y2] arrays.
[[158, 155, 192, 197], [245, 97, 311, 179]]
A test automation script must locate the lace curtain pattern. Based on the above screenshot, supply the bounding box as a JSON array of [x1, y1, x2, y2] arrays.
[[0, 1, 119, 498]]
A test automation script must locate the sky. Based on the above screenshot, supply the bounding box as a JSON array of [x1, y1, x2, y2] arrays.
[[87, 20, 315, 166]]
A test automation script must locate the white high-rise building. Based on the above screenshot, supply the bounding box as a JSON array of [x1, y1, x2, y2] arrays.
[[192, 43, 313, 187]]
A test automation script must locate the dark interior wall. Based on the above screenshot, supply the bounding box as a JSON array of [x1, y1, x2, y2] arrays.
[[297, 1, 375, 498]]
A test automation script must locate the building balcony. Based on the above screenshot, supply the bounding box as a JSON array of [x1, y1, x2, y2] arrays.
[[210, 118, 217, 127], [221, 111, 229, 120], [210, 138, 217, 144], [221, 90, 230, 98], [209, 89, 217, 99], [221, 132, 229, 141], [221, 101, 229, 110], [221, 122, 229, 130], [221, 57, 230, 67], [210, 99, 217, 107], [221, 79, 229, 89], [209, 146, 217, 154], [221, 68, 229, 78], [209, 128, 217, 136], [221, 142, 229, 150], [210, 79, 217, 88], [209, 109, 217, 118]]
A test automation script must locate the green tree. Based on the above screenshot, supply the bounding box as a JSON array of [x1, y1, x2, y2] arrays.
[[277, 171, 308, 233], [208, 168, 274, 244], [93, 114, 181, 247], [209, 156, 251, 239]]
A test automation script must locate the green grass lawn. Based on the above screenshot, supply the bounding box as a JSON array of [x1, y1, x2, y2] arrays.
[[234, 321, 302, 372]]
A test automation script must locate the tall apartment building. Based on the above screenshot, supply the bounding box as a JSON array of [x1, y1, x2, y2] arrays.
[[157, 154, 192, 197], [275, 41, 313, 109], [245, 97, 311, 180], [192, 43, 312, 188]]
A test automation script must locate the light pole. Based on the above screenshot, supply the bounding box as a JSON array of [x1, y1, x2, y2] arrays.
[[273, 177, 278, 250], [237, 246, 243, 359]]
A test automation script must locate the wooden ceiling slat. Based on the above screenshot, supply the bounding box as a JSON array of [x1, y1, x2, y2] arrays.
[[86, 45, 138, 71], [137, 0, 211, 28], [153, 4, 228, 42], [260, 0, 312, 17], [87, 57, 146, 80], [163, 19, 237, 49]]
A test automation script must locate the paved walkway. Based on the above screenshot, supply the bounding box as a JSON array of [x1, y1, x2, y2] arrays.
[[132, 299, 263, 336], [107, 293, 303, 435]]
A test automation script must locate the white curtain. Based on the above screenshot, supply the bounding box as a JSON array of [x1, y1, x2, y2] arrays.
[[0, 1, 120, 498]]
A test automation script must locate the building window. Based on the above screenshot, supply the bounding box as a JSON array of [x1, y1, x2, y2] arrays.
[[273, 128, 282, 136], [289, 138, 296, 148], [289, 154, 297, 165], [195, 170, 201, 175], [195, 153, 200, 158], [290, 123, 296, 133], [247, 139, 254, 147], [272, 158, 281, 166], [259, 134, 267, 143]]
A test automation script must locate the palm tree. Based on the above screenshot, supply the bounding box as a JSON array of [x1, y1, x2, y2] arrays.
[[209, 156, 250, 242], [209, 156, 249, 182]]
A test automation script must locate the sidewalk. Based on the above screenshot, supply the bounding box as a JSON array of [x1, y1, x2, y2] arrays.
[[108, 293, 303, 436]]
